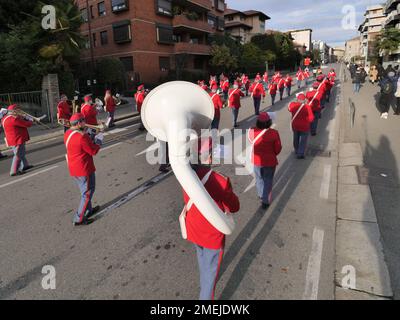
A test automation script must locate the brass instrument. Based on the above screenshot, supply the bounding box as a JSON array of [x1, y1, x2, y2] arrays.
[[114, 94, 122, 106], [59, 118, 106, 134], [9, 108, 51, 130]]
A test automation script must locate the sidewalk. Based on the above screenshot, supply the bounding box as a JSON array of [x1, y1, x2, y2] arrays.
[[0, 97, 138, 151]]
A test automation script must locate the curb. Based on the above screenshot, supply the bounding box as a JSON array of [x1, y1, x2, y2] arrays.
[[335, 142, 393, 300]]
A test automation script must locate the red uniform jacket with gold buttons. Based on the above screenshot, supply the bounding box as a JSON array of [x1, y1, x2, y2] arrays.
[[1, 115, 32, 146], [288, 102, 315, 132], [209, 92, 223, 120], [228, 88, 244, 109], [81, 103, 98, 126]]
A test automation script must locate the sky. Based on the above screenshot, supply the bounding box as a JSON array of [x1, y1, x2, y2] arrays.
[[226, 0, 380, 48]]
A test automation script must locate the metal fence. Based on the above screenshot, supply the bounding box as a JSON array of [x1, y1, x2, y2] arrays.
[[0, 90, 52, 123]]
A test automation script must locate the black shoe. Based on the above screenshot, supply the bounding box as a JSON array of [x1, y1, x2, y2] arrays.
[[262, 203, 270, 210], [73, 218, 93, 226], [86, 206, 101, 219], [10, 171, 26, 177], [297, 155, 305, 159], [0, 154, 7, 160], [159, 165, 170, 173], [139, 126, 146, 131], [23, 165, 34, 171]]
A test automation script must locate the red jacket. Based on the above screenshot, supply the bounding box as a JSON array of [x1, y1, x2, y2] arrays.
[[249, 128, 282, 167], [81, 103, 98, 126], [105, 96, 116, 113], [288, 102, 314, 132], [306, 90, 322, 112], [209, 92, 223, 119], [297, 71, 305, 81], [268, 83, 278, 95], [135, 92, 145, 113], [57, 101, 72, 121], [285, 77, 293, 87], [220, 80, 230, 92], [184, 167, 240, 250], [209, 80, 217, 88], [277, 78, 286, 90], [64, 129, 100, 177], [1, 115, 32, 146], [250, 82, 266, 98], [263, 73, 269, 83], [228, 88, 244, 109]]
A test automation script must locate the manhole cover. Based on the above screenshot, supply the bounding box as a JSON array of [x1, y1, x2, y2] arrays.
[[306, 145, 331, 158], [356, 166, 399, 188]]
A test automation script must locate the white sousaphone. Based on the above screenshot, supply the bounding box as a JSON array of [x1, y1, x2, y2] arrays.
[[141, 81, 235, 235]]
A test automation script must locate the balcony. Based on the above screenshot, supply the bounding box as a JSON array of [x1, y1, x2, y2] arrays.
[[172, 0, 212, 12], [173, 14, 214, 33], [385, 10, 400, 26], [385, 0, 400, 14], [174, 42, 211, 55]]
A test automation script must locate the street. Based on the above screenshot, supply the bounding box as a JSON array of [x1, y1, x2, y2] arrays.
[[0, 65, 341, 300]]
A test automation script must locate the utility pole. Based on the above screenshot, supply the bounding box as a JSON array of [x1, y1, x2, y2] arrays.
[[86, 0, 96, 95]]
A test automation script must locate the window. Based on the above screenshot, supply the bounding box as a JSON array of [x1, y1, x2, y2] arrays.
[[194, 57, 203, 70], [111, 0, 129, 13], [156, 0, 172, 16], [156, 24, 174, 44], [90, 5, 94, 19], [84, 35, 90, 49], [113, 20, 131, 43], [159, 57, 170, 72], [173, 34, 182, 43], [81, 8, 88, 22], [120, 56, 134, 71], [98, 2, 106, 16], [208, 14, 217, 27], [215, 0, 225, 12], [190, 36, 199, 44], [216, 17, 225, 31], [92, 33, 97, 47], [260, 20, 265, 31], [100, 31, 108, 45], [227, 16, 233, 21]]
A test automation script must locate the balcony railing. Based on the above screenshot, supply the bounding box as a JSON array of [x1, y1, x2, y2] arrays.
[[187, 0, 212, 10], [174, 42, 211, 55], [173, 14, 214, 33], [172, 0, 212, 11]]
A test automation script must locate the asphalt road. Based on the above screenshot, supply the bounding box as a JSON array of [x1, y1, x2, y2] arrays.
[[0, 65, 340, 300], [341, 69, 400, 299]]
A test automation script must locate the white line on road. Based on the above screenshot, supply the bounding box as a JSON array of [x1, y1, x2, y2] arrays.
[[0, 165, 59, 190], [104, 128, 127, 136], [101, 142, 123, 152], [303, 227, 325, 300], [320, 164, 332, 200], [329, 118, 336, 143]]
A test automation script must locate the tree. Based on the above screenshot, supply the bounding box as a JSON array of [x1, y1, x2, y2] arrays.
[[210, 45, 238, 73], [240, 43, 267, 74], [96, 58, 127, 92], [376, 27, 400, 53]]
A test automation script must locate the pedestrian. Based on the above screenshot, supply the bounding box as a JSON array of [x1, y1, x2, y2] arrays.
[[306, 83, 322, 136], [263, 72, 269, 90], [395, 76, 400, 115], [277, 76, 286, 101], [182, 153, 240, 300], [1, 104, 34, 176], [135, 85, 146, 131], [248, 112, 282, 209], [64, 113, 102, 226], [228, 81, 244, 128], [369, 65, 378, 84], [288, 93, 314, 159], [296, 68, 305, 88], [104, 90, 117, 128], [268, 80, 278, 106], [0, 107, 10, 160], [378, 71, 397, 119], [57, 94, 72, 132], [249, 77, 266, 115], [285, 74, 293, 97], [352, 67, 363, 93], [209, 84, 223, 130], [81, 95, 99, 140]]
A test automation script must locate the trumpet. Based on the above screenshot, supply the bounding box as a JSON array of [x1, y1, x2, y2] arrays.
[[113, 94, 122, 106]]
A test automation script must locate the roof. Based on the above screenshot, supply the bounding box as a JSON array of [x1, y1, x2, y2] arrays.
[[287, 28, 313, 34], [225, 21, 253, 29], [224, 8, 270, 20]]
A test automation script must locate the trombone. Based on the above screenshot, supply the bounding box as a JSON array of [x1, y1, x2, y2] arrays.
[[9, 108, 51, 130], [58, 118, 107, 134]]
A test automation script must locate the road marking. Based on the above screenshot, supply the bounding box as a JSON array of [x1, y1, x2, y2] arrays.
[[90, 171, 173, 220], [0, 165, 59, 190], [329, 118, 336, 143], [320, 164, 331, 199], [101, 142, 123, 152], [303, 227, 325, 300], [104, 128, 127, 136]]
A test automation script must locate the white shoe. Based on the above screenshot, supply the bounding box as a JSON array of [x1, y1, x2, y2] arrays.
[[382, 112, 388, 119]]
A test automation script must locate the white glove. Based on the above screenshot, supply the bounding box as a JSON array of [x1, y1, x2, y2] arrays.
[[25, 116, 34, 122], [94, 133, 104, 145], [0, 108, 8, 116]]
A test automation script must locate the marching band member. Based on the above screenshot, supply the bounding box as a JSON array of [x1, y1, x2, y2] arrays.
[[57, 94, 72, 132], [304, 67, 311, 85], [277, 76, 286, 101], [209, 76, 217, 89], [243, 74, 250, 96], [268, 80, 278, 106], [249, 77, 266, 116], [315, 75, 328, 110], [209, 84, 223, 130], [1, 104, 34, 176], [326, 69, 336, 102], [135, 85, 146, 131], [285, 74, 293, 97], [248, 112, 282, 209], [0, 108, 9, 159], [81, 95, 99, 140], [263, 72, 269, 90], [306, 83, 322, 136], [220, 77, 230, 102], [288, 93, 314, 159], [182, 145, 240, 300], [296, 68, 305, 89], [228, 81, 244, 128], [64, 113, 102, 226], [104, 90, 117, 128]]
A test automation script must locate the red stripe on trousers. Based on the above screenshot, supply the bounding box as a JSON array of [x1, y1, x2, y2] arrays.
[[13, 146, 20, 174], [79, 176, 91, 222], [211, 248, 224, 301]]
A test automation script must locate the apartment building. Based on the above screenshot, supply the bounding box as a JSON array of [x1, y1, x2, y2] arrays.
[[76, 0, 226, 86], [358, 4, 386, 62], [382, 0, 400, 66], [224, 9, 270, 44], [344, 37, 361, 63], [288, 29, 313, 52]]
